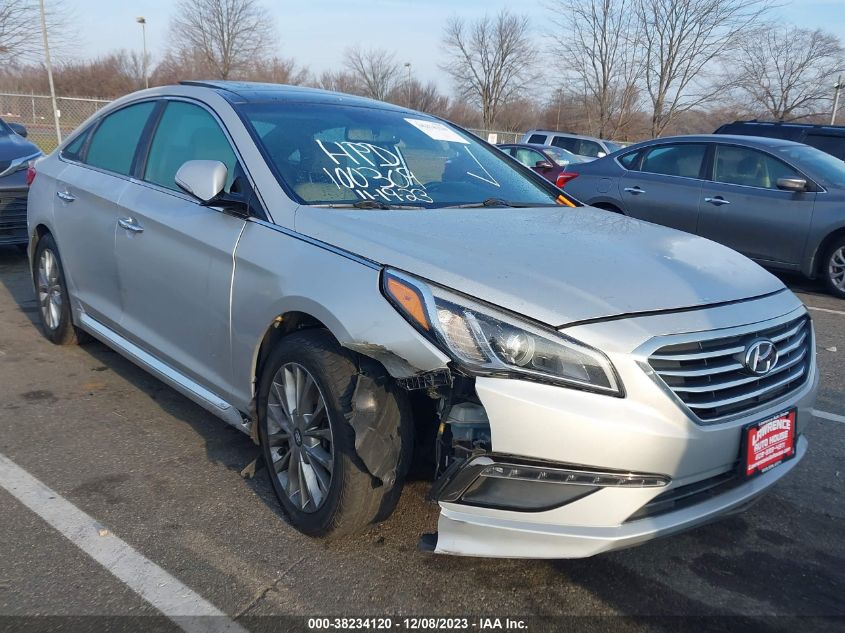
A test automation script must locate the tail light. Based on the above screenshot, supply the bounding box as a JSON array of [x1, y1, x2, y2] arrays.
[[556, 172, 578, 188], [26, 162, 36, 186]]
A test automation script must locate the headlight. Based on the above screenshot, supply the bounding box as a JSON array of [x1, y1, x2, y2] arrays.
[[382, 270, 623, 396]]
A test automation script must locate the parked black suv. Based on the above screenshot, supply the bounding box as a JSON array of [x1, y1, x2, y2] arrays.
[[715, 120, 845, 161]]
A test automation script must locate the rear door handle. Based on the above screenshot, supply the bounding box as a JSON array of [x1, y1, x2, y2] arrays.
[[56, 191, 75, 202], [704, 196, 730, 206], [623, 186, 645, 195], [118, 217, 144, 233]]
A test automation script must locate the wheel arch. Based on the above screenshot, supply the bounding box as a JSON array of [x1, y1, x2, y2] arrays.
[[807, 225, 845, 278]]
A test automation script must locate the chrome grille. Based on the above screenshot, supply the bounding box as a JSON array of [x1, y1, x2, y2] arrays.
[[648, 316, 811, 422]]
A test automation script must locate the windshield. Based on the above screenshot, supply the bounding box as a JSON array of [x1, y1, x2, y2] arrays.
[[603, 141, 622, 153], [775, 144, 845, 188], [0, 118, 11, 135], [237, 102, 562, 208], [541, 146, 582, 166]]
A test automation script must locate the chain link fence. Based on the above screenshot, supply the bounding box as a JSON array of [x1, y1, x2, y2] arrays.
[[0, 93, 110, 154], [467, 129, 522, 144], [0, 92, 527, 153]]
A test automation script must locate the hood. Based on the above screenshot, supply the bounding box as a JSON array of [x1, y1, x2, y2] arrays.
[[294, 205, 785, 326], [0, 131, 39, 167]]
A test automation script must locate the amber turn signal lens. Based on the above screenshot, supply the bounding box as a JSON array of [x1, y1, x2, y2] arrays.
[[386, 276, 430, 330], [556, 194, 576, 207]]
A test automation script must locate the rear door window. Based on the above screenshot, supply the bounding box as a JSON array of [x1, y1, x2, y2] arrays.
[[550, 136, 577, 152], [713, 145, 801, 189], [618, 150, 640, 169], [85, 101, 156, 175], [144, 101, 238, 192], [640, 143, 707, 179], [803, 133, 845, 161]]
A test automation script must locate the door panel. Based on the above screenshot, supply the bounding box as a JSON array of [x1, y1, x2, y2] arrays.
[[618, 172, 702, 233], [618, 143, 707, 233], [698, 145, 816, 266], [113, 99, 247, 395], [52, 164, 128, 329], [114, 184, 245, 392]]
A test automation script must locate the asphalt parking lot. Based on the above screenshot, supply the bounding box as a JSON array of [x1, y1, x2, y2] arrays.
[[0, 245, 843, 633]]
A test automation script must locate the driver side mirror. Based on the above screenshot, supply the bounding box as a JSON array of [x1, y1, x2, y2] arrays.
[[535, 160, 553, 169], [776, 177, 807, 192], [8, 122, 27, 137], [175, 160, 228, 202], [596, 151, 607, 158]]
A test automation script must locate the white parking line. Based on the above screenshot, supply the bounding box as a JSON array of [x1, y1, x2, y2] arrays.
[[806, 306, 845, 317], [813, 409, 845, 424], [0, 453, 248, 633]]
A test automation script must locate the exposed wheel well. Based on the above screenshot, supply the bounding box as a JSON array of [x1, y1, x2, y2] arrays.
[[254, 311, 332, 386], [815, 227, 845, 276]]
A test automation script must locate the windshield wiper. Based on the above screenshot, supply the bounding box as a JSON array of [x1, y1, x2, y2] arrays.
[[451, 198, 556, 209], [309, 200, 423, 210]]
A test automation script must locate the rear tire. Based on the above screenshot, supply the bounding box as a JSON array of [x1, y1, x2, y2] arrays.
[[822, 237, 845, 299], [257, 330, 407, 537], [33, 234, 87, 345]]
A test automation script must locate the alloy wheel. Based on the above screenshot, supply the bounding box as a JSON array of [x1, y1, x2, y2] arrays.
[[266, 362, 334, 513], [830, 246, 845, 292], [37, 248, 63, 331]]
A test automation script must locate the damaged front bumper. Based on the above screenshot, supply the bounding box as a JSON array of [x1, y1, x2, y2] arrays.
[[424, 361, 817, 558], [431, 436, 807, 558]]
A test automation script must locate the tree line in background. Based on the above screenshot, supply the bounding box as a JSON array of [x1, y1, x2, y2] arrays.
[[0, 0, 843, 140]]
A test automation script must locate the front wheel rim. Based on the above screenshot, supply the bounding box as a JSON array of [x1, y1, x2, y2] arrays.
[[37, 249, 63, 331], [265, 362, 334, 513], [829, 246, 845, 292]]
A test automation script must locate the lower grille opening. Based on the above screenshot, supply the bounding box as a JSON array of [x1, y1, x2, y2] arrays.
[[625, 467, 743, 522]]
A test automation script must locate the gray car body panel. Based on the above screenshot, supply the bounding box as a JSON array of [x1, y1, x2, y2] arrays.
[[564, 134, 845, 279]]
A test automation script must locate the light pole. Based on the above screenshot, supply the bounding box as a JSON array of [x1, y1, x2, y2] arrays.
[[833, 75, 843, 126], [404, 62, 411, 108], [38, 0, 61, 145], [136, 17, 148, 89]]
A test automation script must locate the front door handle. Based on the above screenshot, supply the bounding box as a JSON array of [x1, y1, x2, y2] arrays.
[[118, 217, 144, 233], [56, 191, 75, 202], [624, 186, 646, 195], [704, 196, 730, 206]]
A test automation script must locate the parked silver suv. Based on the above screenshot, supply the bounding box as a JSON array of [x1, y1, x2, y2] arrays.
[[27, 82, 817, 558], [520, 129, 622, 159]]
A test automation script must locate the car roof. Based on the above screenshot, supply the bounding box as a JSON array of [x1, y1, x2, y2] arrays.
[[524, 130, 606, 143], [178, 80, 412, 113], [499, 143, 554, 150], [621, 134, 809, 152]]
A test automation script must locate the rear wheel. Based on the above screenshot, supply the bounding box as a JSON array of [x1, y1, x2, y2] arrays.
[[33, 234, 86, 345], [257, 330, 407, 537], [822, 237, 845, 299]]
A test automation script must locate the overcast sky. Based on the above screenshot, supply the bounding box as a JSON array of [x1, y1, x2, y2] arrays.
[[66, 0, 845, 91]]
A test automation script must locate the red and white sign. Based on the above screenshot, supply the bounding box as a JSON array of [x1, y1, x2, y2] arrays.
[[745, 410, 796, 477]]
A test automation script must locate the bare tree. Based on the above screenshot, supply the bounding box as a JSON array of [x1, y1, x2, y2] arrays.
[[730, 25, 845, 121], [636, 0, 771, 136], [440, 9, 539, 129], [312, 69, 365, 96], [169, 0, 276, 79], [0, 0, 73, 65], [548, 0, 640, 138], [343, 46, 400, 101]]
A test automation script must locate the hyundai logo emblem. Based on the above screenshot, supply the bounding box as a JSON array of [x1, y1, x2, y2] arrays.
[[744, 339, 779, 375]]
